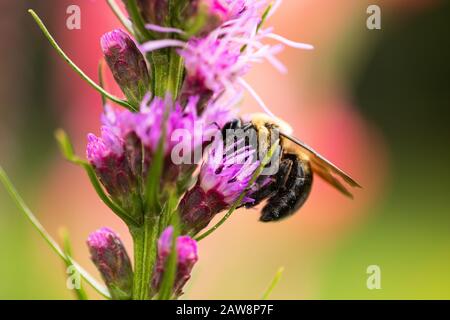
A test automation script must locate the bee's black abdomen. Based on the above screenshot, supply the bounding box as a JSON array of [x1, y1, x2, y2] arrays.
[[245, 157, 292, 209], [260, 154, 313, 222]]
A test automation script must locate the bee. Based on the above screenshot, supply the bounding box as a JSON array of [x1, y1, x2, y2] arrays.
[[221, 113, 361, 222]]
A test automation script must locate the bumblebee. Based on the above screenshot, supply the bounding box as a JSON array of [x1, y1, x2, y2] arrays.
[[221, 113, 361, 222]]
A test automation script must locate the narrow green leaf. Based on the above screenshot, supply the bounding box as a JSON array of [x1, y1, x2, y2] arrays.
[[166, 49, 184, 99], [241, 2, 274, 52], [257, 2, 274, 33], [0, 166, 111, 299], [157, 215, 180, 300], [60, 229, 89, 300], [28, 9, 136, 111], [144, 101, 169, 213], [55, 129, 140, 227], [144, 138, 164, 213], [241, 2, 273, 53], [98, 59, 107, 107], [106, 0, 134, 34], [261, 267, 284, 300], [122, 0, 153, 42], [161, 188, 179, 230], [195, 140, 280, 241], [55, 129, 80, 163]]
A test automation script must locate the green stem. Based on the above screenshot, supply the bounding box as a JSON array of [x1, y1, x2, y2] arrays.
[[151, 51, 170, 97], [150, 48, 184, 98], [28, 9, 135, 111], [131, 216, 160, 300], [167, 49, 184, 98], [123, 0, 153, 42]]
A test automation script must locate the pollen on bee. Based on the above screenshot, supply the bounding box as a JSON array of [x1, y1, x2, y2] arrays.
[[243, 113, 294, 135]]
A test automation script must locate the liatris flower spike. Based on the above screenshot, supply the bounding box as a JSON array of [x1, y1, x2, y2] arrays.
[[0, 0, 333, 300], [87, 228, 133, 300]]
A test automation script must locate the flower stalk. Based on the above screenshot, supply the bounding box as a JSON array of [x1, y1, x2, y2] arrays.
[[131, 216, 160, 300], [7, 0, 317, 300]]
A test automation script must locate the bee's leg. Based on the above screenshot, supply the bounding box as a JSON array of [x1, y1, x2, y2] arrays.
[[260, 154, 313, 222], [244, 157, 292, 209]]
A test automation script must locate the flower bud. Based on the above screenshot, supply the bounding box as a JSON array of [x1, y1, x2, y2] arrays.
[[152, 226, 198, 297], [100, 29, 150, 107], [87, 228, 133, 300], [179, 185, 226, 234], [86, 124, 142, 220]]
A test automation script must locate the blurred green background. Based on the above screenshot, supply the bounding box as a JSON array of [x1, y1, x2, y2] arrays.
[[0, 0, 449, 299]]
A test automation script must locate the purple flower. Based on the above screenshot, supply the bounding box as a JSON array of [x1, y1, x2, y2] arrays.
[[200, 142, 259, 204], [87, 227, 133, 300], [140, 1, 312, 116], [179, 141, 259, 234], [180, 37, 245, 99], [152, 226, 198, 297], [86, 96, 224, 219], [101, 29, 150, 107]]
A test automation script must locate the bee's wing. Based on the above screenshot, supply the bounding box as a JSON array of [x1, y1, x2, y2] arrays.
[[280, 133, 361, 198]]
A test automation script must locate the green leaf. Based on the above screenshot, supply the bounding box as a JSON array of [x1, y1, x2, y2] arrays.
[[157, 215, 180, 300], [257, 2, 274, 33], [131, 215, 160, 300], [160, 188, 180, 230], [122, 0, 153, 42], [167, 49, 184, 99], [60, 229, 89, 300], [195, 140, 280, 241], [106, 0, 134, 35], [241, 2, 273, 53], [0, 166, 111, 299], [55, 129, 80, 163], [28, 9, 136, 111], [55, 129, 140, 227], [144, 101, 169, 213], [98, 59, 107, 107], [261, 267, 284, 300]]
